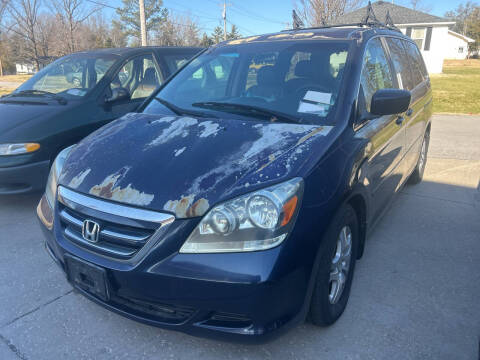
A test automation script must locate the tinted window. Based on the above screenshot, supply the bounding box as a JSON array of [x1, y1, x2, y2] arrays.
[[360, 38, 395, 112], [145, 41, 350, 125], [403, 41, 426, 87], [386, 37, 414, 90]]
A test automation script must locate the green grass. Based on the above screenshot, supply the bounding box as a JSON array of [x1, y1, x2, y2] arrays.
[[430, 60, 480, 114]]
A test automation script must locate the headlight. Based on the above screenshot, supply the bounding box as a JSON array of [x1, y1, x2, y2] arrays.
[[0, 143, 40, 156], [180, 177, 303, 253], [45, 146, 75, 208]]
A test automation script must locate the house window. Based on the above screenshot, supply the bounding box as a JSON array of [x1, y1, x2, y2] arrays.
[[459, 47, 464, 53], [411, 28, 426, 49]]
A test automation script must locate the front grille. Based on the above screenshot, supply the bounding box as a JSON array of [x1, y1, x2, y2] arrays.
[[59, 206, 153, 258], [57, 186, 174, 260]]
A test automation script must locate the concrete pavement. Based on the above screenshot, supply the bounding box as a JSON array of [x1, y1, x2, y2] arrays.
[[0, 114, 479, 359]]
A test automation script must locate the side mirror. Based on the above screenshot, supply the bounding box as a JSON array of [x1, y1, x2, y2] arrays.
[[370, 89, 411, 116], [105, 87, 130, 103]]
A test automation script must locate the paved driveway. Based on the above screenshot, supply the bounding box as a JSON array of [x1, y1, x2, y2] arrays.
[[0, 115, 479, 360]]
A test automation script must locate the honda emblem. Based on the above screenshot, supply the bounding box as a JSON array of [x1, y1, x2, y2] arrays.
[[82, 220, 100, 243]]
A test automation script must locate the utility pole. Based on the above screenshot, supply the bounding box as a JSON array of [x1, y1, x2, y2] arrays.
[[139, 0, 147, 46], [223, 0, 227, 41]]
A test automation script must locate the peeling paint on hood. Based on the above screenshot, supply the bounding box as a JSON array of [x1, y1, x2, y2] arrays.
[[88, 167, 155, 207], [68, 168, 91, 189], [60, 113, 333, 218]]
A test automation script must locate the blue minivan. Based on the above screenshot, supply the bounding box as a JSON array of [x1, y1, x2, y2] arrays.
[[37, 24, 432, 342]]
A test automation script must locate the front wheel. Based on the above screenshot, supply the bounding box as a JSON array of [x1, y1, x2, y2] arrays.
[[309, 204, 358, 326]]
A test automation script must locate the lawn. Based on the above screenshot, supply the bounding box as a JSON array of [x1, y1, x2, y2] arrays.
[[430, 59, 480, 114], [0, 87, 12, 96], [0, 74, 32, 96], [0, 74, 32, 83]]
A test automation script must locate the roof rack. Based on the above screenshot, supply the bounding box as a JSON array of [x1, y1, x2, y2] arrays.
[[286, 1, 401, 33]]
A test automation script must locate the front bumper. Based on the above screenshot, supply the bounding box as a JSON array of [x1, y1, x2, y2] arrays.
[[0, 159, 50, 194], [37, 194, 314, 343]]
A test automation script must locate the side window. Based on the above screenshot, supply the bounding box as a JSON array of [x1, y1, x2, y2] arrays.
[[163, 54, 193, 75], [360, 38, 395, 112], [110, 54, 162, 100], [403, 41, 426, 87], [385, 37, 414, 90]]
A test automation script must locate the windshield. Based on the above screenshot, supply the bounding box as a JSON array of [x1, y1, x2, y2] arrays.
[[144, 40, 351, 124], [16, 54, 118, 98]]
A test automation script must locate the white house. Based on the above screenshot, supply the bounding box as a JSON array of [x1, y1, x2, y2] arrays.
[[332, 1, 463, 73], [444, 30, 475, 59], [15, 63, 36, 74]]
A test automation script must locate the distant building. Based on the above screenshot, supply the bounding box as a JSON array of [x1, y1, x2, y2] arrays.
[[445, 30, 475, 60], [15, 63, 36, 74], [15, 56, 57, 74], [332, 1, 463, 73]]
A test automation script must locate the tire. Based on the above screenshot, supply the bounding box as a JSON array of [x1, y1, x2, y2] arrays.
[[309, 204, 358, 326], [408, 130, 430, 185]]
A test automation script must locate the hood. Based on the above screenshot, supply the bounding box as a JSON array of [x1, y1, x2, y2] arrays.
[[60, 113, 333, 218], [0, 100, 61, 135]]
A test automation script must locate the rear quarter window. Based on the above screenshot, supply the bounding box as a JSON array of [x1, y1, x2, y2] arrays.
[[385, 37, 414, 90]]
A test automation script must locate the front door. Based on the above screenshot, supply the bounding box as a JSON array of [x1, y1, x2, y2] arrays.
[[356, 37, 406, 221]]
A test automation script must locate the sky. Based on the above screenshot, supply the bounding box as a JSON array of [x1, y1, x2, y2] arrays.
[[101, 0, 470, 36]]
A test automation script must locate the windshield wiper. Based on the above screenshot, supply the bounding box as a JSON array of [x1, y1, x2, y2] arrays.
[[5, 90, 67, 105], [192, 101, 300, 124], [154, 97, 216, 118]]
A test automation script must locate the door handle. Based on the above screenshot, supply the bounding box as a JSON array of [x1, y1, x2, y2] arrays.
[[406, 108, 413, 117], [396, 116, 404, 125]]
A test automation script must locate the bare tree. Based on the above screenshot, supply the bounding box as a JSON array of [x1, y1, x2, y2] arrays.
[[6, 0, 42, 70], [409, 0, 432, 13], [154, 13, 201, 46], [295, 0, 364, 26], [51, 0, 99, 53], [0, 0, 9, 22]]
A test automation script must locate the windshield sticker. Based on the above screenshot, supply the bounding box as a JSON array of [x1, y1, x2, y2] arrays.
[[66, 89, 87, 96], [303, 91, 332, 105], [297, 101, 329, 115]]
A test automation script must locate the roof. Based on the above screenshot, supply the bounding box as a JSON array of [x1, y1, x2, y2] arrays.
[[331, 1, 452, 25], [448, 30, 475, 42], [218, 26, 402, 46], [71, 46, 203, 57]]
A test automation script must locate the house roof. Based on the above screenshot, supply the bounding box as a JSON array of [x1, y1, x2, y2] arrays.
[[448, 30, 475, 42], [331, 1, 452, 25]]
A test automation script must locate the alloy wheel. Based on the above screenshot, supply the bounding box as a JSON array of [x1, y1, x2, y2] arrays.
[[329, 226, 352, 304]]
